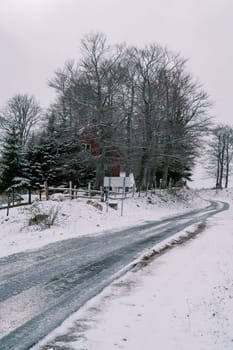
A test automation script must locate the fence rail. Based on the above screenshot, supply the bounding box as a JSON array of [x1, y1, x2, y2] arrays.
[[0, 188, 32, 215], [44, 181, 134, 202], [0, 180, 134, 214]]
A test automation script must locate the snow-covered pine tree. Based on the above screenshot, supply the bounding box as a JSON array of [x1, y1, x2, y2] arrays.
[[24, 138, 44, 189], [0, 125, 25, 192]]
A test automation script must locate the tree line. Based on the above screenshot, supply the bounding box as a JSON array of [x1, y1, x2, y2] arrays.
[[205, 125, 233, 188], [0, 32, 231, 193]]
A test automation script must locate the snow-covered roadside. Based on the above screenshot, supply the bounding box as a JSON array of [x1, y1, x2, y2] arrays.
[[0, 189, 206, 258], [31, 191, 233, 350]]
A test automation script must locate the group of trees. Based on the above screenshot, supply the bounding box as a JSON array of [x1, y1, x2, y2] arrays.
[[206, 125, 233, 189], [47, 33, 211, 190], [0, 95, 41, 192], [0, 32, 231, 193]]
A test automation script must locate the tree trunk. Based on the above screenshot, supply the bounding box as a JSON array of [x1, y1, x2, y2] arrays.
[[225, 137, 229, 188]]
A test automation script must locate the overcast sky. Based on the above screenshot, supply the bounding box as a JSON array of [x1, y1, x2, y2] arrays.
[[0, 0, 232, 127]]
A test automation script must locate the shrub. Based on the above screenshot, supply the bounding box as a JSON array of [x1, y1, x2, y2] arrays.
[[86, 199, 103, 211], [28, 202, 60, 228]]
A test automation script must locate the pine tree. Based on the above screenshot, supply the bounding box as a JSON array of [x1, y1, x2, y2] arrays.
[[0, 125, 24, 192], [25, 136, 58, 188], [24, 138, 44, 189]]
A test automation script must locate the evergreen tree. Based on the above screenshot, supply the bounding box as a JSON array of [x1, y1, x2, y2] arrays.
[[0, 125, 24, 192], [25, 135, 58, 188], [24, 138, 44, 189]]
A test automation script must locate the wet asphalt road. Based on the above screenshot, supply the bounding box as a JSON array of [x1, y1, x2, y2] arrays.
[[0, 200, 229, 350]]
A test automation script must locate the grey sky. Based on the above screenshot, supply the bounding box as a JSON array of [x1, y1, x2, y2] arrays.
[[0, 0, 232, 125]]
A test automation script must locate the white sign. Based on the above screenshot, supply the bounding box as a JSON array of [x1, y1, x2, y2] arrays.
[[104, 177, 131, 188]]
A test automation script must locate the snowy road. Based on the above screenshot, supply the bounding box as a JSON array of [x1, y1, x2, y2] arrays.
[[0, 200, 229, 350]]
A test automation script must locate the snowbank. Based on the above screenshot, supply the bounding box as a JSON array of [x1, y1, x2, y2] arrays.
[[31, 189, 233, 350], [0, 188, 206, 258]]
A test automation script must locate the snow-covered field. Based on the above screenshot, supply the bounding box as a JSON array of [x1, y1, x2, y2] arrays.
[[1, 188, 233, 350]]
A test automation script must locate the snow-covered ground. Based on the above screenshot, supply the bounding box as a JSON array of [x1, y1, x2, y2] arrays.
[[0, 188, 206, 258], [1, 188, 233, 349], [28, 188, 233, 350]]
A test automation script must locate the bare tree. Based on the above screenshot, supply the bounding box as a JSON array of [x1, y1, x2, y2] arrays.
[[0, 94, 41, 148], [49, 32, 126, 188], [123, 46, 211, 189], [46, 32, 212, 189], [206, 125, 233, 188]]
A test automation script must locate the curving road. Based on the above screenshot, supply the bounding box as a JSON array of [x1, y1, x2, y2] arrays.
[[0, 200, 229, 350]]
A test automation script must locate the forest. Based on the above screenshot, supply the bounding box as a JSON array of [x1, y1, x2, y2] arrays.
[[0, 32, 232, 193]]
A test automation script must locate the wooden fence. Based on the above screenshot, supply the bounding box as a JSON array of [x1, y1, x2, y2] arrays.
[[44, 181, 134, 202], [0, 188, 32, 215]]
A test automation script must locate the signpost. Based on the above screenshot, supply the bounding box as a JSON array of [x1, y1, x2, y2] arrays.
[[104, 176, 132, 216], [121, 177, 126, 216]]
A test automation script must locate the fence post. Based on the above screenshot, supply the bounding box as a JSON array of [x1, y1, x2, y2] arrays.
[[169, 178, 172, 189], [121, 177, 126, 216], [12, 188, 15, 206], [132, 184, 135, 198], [100, 186, 104, 202], [69, 181, 73, 199], [106, 188, 109, 212], [7, 193, 10, 216], [146, 184, 149, 197], [44, 181, 49, 200], [39, 186, 42, 201], [28, 187, 31, 205]]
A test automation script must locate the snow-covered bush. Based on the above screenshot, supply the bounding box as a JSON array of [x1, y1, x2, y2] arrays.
[[28, 202, 60, 228], [50, 193, 66, 201]]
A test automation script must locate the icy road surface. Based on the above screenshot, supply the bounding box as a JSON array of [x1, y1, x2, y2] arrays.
[[0, 200, 229, 350]]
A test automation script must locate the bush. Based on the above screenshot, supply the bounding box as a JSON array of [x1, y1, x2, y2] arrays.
[[86, 199, 103, 211], [28, 202, 60, 228]]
